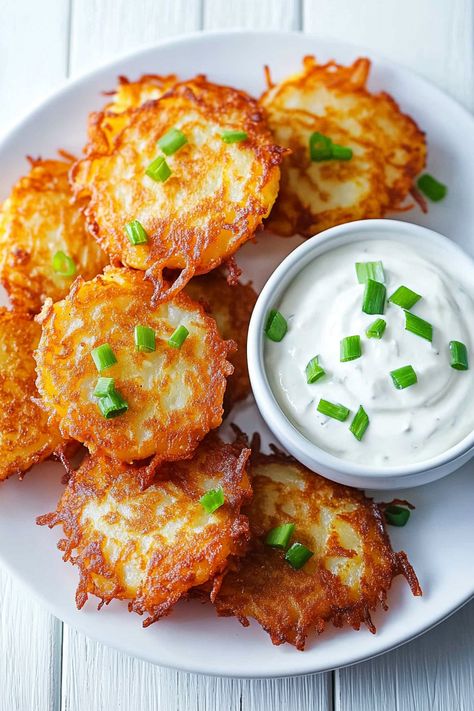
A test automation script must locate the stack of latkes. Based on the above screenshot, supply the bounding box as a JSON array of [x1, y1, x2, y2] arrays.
[[0, 59, 423, 648]]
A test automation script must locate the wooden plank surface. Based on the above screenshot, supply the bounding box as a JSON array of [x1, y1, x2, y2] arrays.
[[69, 0, 202, 76], [303, 0, 474, 111], [337, 601, 474, 711], [0, 2, 68, 711], [61, 631, 330, 711], [0, 0, 69, 131], [0, 570, 62, 711], [0, 1, 473, 710], [203, 0, 300, 29]]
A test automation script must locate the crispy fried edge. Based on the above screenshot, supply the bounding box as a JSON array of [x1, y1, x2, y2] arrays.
[[185, 271, 257, 412], [0, 308, 66, 482], [0, 155, 104, 313], [37, 431, 252, 626], [213, 435, 421, 650], [34, 268, 236, 479], [71, 76, 285, 303], [261, 56, 427, 237], [85, 73, 180, 155]]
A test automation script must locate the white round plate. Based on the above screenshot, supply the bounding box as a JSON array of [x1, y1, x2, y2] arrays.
[[1, 30, 473, 679]]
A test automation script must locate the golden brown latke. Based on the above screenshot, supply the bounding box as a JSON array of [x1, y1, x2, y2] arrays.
[[71, 76, 283, 302], [260, 56, 427, 236], [35, 266, 234, 471], [0, 308, 63, 481], [0, 157, 107, 313], [214, 443, 421, 650], [86, 74, 179, 154], [37, 433, 252, 626], [185, 271, 257, 411]]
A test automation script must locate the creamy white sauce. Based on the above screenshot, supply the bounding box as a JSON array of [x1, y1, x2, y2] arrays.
[[265, 239, 474, 466]]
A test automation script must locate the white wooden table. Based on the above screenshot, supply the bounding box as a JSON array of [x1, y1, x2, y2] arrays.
[[1, 1, 474, 709]]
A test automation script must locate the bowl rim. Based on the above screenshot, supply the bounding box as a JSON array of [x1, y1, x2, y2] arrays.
[[248, 218, 474, 481]]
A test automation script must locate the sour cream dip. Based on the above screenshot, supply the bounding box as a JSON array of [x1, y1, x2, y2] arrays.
[[264, 238, 474, 466]]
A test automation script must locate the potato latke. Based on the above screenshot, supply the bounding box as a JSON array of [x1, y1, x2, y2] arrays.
[[35, 266, 233, 467], [71, 77, 283, 301], [0, 157, 107, 313], [0, 308, 63, 481], [37, 433, 252, 626], [185, 271, 257, 411], [214, 444, 421, 649], [260, 56, 426, 236]]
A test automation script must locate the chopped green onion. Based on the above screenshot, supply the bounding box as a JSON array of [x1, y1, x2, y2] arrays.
[[385, 505, 410, 527], [331, 143, 353, 160], [449, 340, 469, 370], [405, 311, 433, 342], [305, 356, 326, 384], [221, 130, 248, 143], [389, 285, 421, 309], [93, 377, 115, 397], [355, 261, 385, 284], [265, 523, 295, 549], [340, 335, 362, 362], [91, 344, 117, 372], [349, 406, 369, 441], [362, 278, 386, 315], [390, 365, 417, 390], [309, 132, 353, 161], [264, 309, 287, 342], [146, 155, 171, 182], [134, 325, 156, 353], [158, 127, 188, 155], [168, 325, 189, 349], [97, 389, 128, 419], [309, 132, 332, 161], [417, 174, 447, 202], [52, 250, 76, 277], [317, 399, 350, 421], [200, 488, 225, 514], [125, 219, 148, 245], [366, 318, 386, 339], [285, 542, 314, 570]]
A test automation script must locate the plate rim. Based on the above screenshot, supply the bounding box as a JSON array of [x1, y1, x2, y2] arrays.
[[2, 28, 474, 154], [1, 28, 474, 678], [2, 542, 473, 679]]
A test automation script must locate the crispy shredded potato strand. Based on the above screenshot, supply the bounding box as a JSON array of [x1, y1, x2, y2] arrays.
[[86, 74, 179, 154], [0, 157, 107, 313], [214, 445, 421, 649], [0, 308, 63, 481], [185, 271, 257, 411], [35, 266, 234, 464], [37, 434, 252, 625], [72, 77, 283, 301], [260, 56, 426, 236]]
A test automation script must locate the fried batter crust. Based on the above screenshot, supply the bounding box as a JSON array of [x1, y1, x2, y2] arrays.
[[37, 434, 252, 625], [71, 77, 283, 301], [185, 271, 257, 411], [0, 308, 63, 481], [214, 445, 421, 649], [0, 157, 107, 313], [35, 266, 234, 465], [260, 56, 426, 237]]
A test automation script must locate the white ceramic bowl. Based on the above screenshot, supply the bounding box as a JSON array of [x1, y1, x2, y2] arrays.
[[248, 219, 474, 489]]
